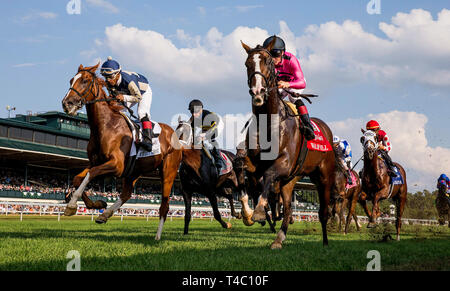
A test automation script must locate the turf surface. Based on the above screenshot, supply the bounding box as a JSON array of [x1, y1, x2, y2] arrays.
[[0, 215, 449, 271]]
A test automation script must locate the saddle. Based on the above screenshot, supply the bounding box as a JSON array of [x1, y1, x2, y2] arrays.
[[202, 148, 233, 176]]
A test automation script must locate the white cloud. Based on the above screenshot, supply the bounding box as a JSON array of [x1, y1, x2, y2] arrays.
[[197, 6, 206, 16], [12, 63, 39, 68], [19, 11, 57, 23], [329, 111, 450, 191], [86, 0, 119, 14], [235, 5, 264, 13], [101, 8, 450, 104]]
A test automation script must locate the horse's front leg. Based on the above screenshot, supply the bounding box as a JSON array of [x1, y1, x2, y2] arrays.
[[252, 168, 279, 223], [96, 177, 136, 223], [270, 177, 298, 250], [64, 157, 124, 216]]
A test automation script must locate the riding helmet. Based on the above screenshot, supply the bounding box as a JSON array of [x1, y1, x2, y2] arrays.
[[263, 35, 286, 57], [100, 56, 121, 76], [188, 99, 203, 113], [332, 135, 341, 144], [366, 120, 380, 130]]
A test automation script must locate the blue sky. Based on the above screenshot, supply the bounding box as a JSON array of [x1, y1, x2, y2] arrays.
[[1, 0, 449, 190]]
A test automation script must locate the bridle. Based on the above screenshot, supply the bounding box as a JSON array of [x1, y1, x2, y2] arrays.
[[68, 69, 119, 105], [246, 48, 278, 101], [176, 121, 193, 146]]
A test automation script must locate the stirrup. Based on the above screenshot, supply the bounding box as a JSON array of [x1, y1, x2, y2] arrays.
[[139, 140, 153, 152]]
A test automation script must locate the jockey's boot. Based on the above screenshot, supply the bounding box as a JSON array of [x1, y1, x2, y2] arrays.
[[212, 148, 226, 174], [295, 99, 315, 140], [299, 114, 316, 141], [140, 118, 153, 152], [382, 151, 397, 177]]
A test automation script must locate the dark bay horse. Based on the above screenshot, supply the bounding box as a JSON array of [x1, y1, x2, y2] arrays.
[[239, 40, 339, 249], [360, 129, 407, 240], [61, 63, 182, 240], [436, 183, 450, 227], [175, 118, 242, 234], [330, 166, 365, 234]]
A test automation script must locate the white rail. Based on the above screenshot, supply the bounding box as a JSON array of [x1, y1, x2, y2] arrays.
[[0, 201, 440, 226]]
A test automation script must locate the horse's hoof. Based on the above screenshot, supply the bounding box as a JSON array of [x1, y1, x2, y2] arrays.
[[226, 222, 232, 229], [242, 217, 255, 226], [63, 207, 77, 216], [270, 242, 283, 250], [95, 215, 108, 224], [251, 211, 266, 223]]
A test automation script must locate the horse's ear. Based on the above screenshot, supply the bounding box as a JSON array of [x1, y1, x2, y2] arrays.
[[178, 115, 181, 123], [241, 40, 251, 53], [78, 64, 84, 71], [89, 62, 100, 73], [361, 128, 366, 134], [265, 37, 277, 52]]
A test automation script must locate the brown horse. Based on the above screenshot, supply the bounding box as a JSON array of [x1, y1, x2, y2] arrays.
[[436, 183, 450, 227], [360, 129, 407, 240], [330, 166, 365, 234], [175, 118, 241, 234], [239, 41, 338, 249], [61, 63, 182, 240]]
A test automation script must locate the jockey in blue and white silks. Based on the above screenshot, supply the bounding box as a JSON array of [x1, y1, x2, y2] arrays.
[[333, 136, 353, 185], [437, 174, 450, 194], [100, 57, 153, 152]]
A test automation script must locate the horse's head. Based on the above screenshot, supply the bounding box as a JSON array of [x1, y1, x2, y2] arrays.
[[241, 39, 277, 107], [175, 116, 193, 147], [62, 63, 101, 116], [361, 129, 377, 160]]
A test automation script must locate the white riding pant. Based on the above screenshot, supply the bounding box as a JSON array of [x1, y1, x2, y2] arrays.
[[278, 88, 305, 103], [124, 88, 152, 120]]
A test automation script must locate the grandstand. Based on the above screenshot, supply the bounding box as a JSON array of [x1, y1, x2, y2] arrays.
[[0, 111, 319, 211]]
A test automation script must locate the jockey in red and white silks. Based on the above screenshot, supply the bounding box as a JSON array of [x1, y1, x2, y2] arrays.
[[366, 120, 396, 176]]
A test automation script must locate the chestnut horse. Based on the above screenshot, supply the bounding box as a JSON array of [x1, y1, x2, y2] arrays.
[[175, 118, 241, 234], [61, 63, 182, 240], [239, 41, 338, 249], [436, 183, 450, 227], [360, 129, 407, 240]]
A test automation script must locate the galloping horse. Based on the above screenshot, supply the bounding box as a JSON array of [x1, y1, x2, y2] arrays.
[[330, 165, 365, 234], [175, 118, 241, 234], [436, 183, 450, 227], [360, 130, 407, 240], [61, 63, 182, 240], [239, 40, 339, 249]]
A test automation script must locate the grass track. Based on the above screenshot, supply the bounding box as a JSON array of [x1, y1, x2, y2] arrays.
[[0, 215, 449, 271]]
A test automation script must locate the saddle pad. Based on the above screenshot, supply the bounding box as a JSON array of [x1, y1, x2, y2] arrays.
[[346, 171, 358, 189], [307, 120, 333, 152], [390, 166, 404, 185], [219, 151, 233, 176], [120, 112, 162, 158]]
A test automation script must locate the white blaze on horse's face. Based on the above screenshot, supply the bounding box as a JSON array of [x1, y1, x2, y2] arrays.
[[62, 73, 84, 116], [363, 131, 377, 159], [251, 54, 264, 106]]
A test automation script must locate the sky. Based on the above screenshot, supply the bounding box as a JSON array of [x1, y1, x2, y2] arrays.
[[1, 0, 449, 191]]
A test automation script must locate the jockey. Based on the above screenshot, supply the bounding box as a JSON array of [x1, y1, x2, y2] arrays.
[[100, 57, 153, 152], [263, 35, 315, 140], [366, 120, 396, 177], [188, 99, 226, 172], [437, 174, 450, 193], [333, 136, 353, 185]]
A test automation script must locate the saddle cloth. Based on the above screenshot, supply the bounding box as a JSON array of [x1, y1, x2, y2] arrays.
[[120, 111, 162, 158], [219, 151, 233, 176], [285, 102, 332, 152], [346, 171, 358, 189], [377, 154, 404, 185]]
